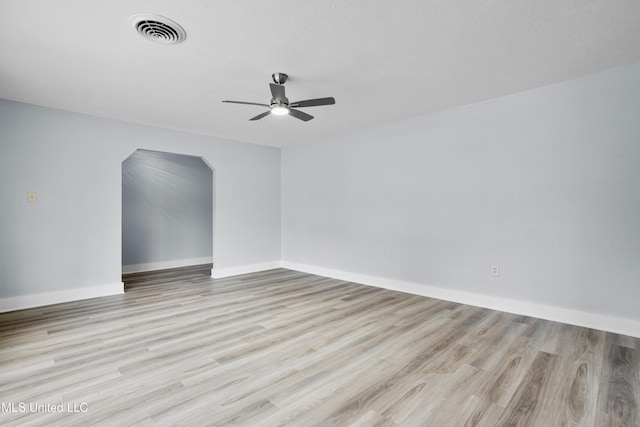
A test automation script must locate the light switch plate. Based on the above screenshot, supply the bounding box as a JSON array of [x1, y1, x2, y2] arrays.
[[27, 192, 37, 203], [491, 265, 500, 277]]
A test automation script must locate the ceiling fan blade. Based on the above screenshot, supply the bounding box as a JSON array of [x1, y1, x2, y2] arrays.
[[270, 84, 286, 101], [222, 100, 270, 107], [290, 97, 336, 108], [288, 108, 314, 122], [249, 111, 271, 121]]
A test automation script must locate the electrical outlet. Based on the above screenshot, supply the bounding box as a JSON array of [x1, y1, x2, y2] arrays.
[[491, 265, 500, 277], [27, 192, 37, 203]]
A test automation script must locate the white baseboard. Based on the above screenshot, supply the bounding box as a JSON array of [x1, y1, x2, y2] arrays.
[[281, 261, 640, 338], [212, 261, 282, 279], [8, 262, 637, 338], [0, 283, 125, 313], [122, 257, 213, 274]]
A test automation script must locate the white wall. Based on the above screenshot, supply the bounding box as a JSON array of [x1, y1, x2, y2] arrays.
[[282, 63, 640, 324], [2, 63, 639, 335], [0, 100, 281, 304]]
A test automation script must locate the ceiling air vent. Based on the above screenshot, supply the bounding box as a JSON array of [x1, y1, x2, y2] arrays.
[[130, 14, 186, 45]]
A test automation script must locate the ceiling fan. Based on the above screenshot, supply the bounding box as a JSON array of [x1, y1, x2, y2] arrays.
[[222, 73, 335, 122]]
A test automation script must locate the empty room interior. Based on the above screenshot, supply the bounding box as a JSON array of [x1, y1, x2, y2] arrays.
[[1, 1, 640, 426]]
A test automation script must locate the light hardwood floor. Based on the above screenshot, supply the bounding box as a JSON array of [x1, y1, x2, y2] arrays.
[[1, 269, 638, 426]]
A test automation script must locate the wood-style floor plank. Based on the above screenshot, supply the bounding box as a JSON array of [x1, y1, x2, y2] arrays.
[[1, 268, 639, 426]]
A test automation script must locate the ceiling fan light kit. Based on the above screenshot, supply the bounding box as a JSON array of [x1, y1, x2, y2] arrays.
[[223, 73, 335, 122], [271, 105, 289, 116]]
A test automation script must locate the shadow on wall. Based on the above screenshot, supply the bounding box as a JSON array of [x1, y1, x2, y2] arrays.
[[122, 149, 214, 274]]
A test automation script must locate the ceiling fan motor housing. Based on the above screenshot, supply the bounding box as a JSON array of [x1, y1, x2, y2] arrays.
[[271, 97, 289, 106]]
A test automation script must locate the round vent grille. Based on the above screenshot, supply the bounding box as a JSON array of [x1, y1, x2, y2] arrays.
[[130, 14, 186, 45]]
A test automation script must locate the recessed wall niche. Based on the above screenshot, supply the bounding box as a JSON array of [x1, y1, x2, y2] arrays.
[[122, 149, 214, 275]]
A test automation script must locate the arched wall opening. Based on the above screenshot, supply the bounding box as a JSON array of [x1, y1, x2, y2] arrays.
[[121, 149, 215, 280]]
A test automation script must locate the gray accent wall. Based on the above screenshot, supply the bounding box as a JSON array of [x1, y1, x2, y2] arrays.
[[122, 149, 213, 268], [281, 63, 640, 321], [0, 101, 281, 298]]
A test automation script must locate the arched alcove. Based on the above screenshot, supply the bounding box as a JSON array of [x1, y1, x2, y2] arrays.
[[122, 149, 214, 281]]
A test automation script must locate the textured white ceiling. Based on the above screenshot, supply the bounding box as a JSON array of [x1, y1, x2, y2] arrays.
[[1, 1, 640, 147]]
